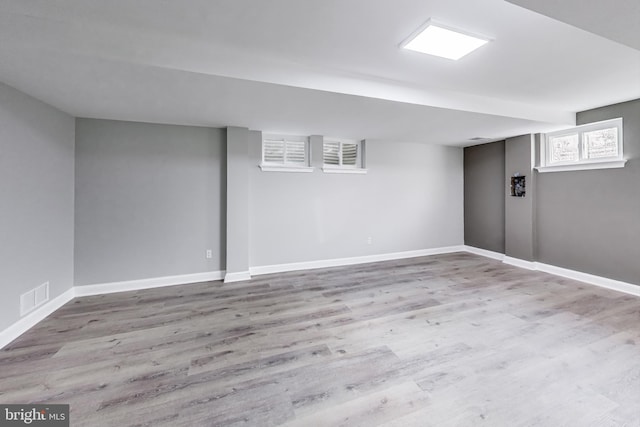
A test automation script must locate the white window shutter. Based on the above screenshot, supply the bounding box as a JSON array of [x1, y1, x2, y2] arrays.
[[342, 143, 358, 166], [323, 141, 340, 165], [263, 139, 285, 163], [285, 140, 307, 165]]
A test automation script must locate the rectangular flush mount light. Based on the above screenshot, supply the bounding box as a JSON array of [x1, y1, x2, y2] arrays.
[[402, 19, 491, 60]]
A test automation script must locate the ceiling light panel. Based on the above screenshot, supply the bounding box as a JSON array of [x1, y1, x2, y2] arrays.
[[402, 19, 491, 60]]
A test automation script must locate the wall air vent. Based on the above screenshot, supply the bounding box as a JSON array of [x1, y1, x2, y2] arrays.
[[20, 281, 50, 316]]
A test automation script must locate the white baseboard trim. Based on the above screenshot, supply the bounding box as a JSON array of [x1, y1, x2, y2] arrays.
[[464, 245, 639, 297], [250, 245, 466, 276], [0, 288, 75, 349], [503, 256, 537, 270], [75, 270, 225, 297], [0, 271, 226, 349], [1, 247, 463, 348], [463, 245, 505, 261], [224, 271, 252, 283], [535, 262, 640, 297], [4, 246, 637, 350]]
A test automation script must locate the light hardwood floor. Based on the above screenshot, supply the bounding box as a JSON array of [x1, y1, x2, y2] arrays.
[[1, 253, 639, 426]]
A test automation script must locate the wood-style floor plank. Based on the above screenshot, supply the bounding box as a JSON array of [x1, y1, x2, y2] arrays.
[[1, 253, 639, 426]]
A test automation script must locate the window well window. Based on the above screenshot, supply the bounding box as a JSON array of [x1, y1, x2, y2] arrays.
[[537, 118, 626, 173], [323, 139, 367, 174], [260, 135, 313, 172]]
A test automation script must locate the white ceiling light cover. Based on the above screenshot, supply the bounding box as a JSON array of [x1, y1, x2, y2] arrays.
[[402, 19, 491, 60]]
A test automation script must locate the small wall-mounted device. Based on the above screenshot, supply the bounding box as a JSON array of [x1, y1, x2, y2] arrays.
[[510, 174, 525, 197]]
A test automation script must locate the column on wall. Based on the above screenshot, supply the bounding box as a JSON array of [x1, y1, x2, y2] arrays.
[[504, 134, 536, 263], [225, 127, 251, 282], [309, 134, 323, 167]]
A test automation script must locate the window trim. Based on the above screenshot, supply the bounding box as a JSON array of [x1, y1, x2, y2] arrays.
[[322, 166, 368, 174], [537, 118, 626, 173], [321, 139, 367, 174], [259, 165, 315, 173], [260, 134, 314, 173]]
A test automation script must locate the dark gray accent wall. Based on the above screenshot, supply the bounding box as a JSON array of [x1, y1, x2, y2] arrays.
[[0, 82, 75, 331], [505, 134, 535, 261], [464, 141, 505, 253], [536, 99, 640, 284], [74, 119, 225, 286]]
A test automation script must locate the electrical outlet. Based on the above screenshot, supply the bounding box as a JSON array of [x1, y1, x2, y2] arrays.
[[367, 236, 373, 245], [206, 249, 212, 259]]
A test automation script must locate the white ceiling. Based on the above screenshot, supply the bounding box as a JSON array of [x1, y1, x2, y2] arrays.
[[0, 0, 638, 146], [506, 0, 640, 51]]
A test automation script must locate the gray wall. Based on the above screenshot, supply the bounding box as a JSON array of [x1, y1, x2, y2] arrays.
[[0, 82, 75, 330], [225, 127, 250, 277], [75, 119, 225, 285], [248, 134, 464, 267], [537, 99, 640, 284], [464, 141, 505, 253], [505, 134, 536, 261], [74, 119, 464, 284]]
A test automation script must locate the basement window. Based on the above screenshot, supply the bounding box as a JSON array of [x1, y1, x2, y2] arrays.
[[260, 135, 313, 172], [537, 118, 626, 173], [322, 139, 367, 174]]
